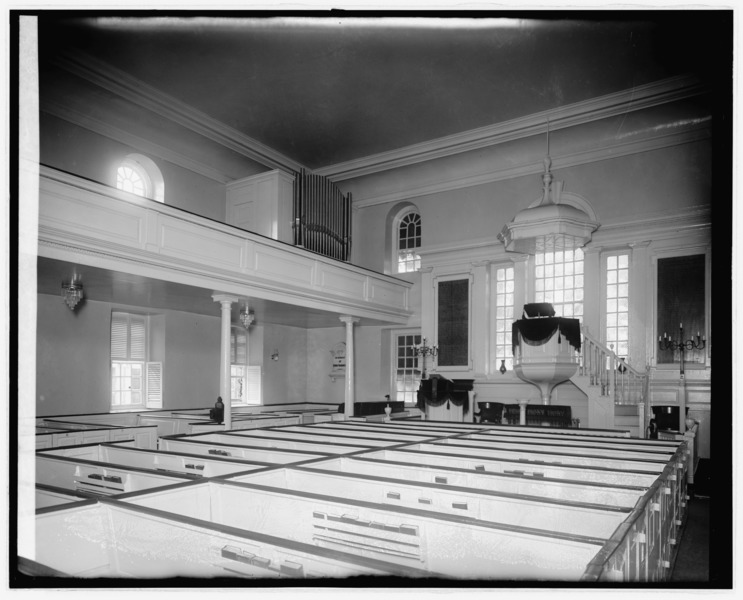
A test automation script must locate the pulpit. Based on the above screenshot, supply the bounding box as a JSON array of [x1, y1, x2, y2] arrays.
[[417, 376, 474, 422], [512, 303, 581, 405]]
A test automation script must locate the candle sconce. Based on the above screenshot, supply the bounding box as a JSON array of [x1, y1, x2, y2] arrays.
[[415, 338, 438, 379], [658, 324, 705, 378]]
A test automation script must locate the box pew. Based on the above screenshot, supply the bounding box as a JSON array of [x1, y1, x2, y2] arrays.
[[413, 441, 671, 474], [403, 440, 689, 518], [35, 424, 158, 450], [31, 499, 430, 579], [117, 479, 607, 580], [36, 453, 194, 497], [372, 444, 689, 557], [370, 447, 662, 487], [437, 437, 677, 462], [36, 483, 90, 509], [37, 412, 140, 428], [39, 442, 277, 479], [462, 429, 681, 452], [273, 424, 449, 443], [169, 431, 372, 454], [228, 466, 632, 540], [299, 456, 648, 509], [158, 435, 333, 464], [221, 428, 421, 448]]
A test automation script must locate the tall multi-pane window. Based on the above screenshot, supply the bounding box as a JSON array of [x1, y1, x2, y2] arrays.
[[397, 212, 421, 273], [495, 266, 515, 370], [231, 327, 261, 405], [111, 312, 161, 410], [395, 333, 422, 404], [606, 253, 630, 358], [534, 248, 584, 319]]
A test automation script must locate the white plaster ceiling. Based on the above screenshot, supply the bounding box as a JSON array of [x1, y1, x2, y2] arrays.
[[37, 12, 723, 171]]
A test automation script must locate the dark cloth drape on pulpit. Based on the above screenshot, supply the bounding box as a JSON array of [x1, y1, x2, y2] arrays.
[[512, 317, 582, 355], [417, 376, 473, 412]]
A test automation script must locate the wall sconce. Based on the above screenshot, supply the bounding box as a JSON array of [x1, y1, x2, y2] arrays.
[[500, 360, 507, 375], [271, 350, 279, 361], [239, 308, 255, 329], [61, 279, 84, 311]]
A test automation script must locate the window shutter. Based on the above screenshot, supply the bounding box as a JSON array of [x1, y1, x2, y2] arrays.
[[145, 362, 162, 409], [231, 328, 247, 365], [111, 312, 129, 359], [130, 315, 146, 360], [111, 312, 147, 360], [245, 366, 262, 405]]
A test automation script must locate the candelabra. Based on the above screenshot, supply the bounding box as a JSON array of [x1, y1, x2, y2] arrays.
[[415, 338, 438, 379], [658, 323, 705, 378]]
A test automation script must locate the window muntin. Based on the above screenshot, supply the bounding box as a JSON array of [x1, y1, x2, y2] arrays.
[[111, 312, 156, 410], [231, 327, 261, 405], [397, 212, 421, 273], [115, 154, 164, 203], [117, 164, 148, 197], [395, 333, 421, 405], [534, 248, 584, 319], [495, 266, 515, 370], [606, 253, 630, 358]]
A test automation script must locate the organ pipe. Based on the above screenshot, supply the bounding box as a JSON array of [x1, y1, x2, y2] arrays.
[[292, 168, 352, 261]]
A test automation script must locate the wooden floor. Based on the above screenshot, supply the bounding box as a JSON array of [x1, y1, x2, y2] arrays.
[[670, 496, 709, 583]]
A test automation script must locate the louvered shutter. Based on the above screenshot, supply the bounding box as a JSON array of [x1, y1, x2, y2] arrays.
[[111, 312, 147, 360], [130, 315, 146, 360], [145, 362, 163, 409], [245, 366, 262, 405], [111, 312, 129, 359]]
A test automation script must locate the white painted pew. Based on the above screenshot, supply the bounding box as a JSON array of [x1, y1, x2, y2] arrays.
[[301, 455, 648, 509], [158, 435, 332, 464], [35, 425, 158, 450], [36, 453, 193, 497], [39, 442, 277, 479], [229, 467, 632, 539], [118, 479, 607, 580], [35, 484, 89, 509], [168, 431, 371, 454], [414, 441, 671, 474], [272, 424, 447, 443], [371, 447, 662, 487], [31, 499, 429, 579], [222, 428, 420, 447]]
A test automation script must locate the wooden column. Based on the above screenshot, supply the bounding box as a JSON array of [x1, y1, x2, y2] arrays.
[[212, 293, 238, 430], [340, 315, 360, 418]]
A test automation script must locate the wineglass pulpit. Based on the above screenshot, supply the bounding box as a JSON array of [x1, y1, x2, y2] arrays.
[[512, 303, 581, 405]]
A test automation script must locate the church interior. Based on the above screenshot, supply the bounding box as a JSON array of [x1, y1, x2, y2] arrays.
[[13, 10, 732, 588]]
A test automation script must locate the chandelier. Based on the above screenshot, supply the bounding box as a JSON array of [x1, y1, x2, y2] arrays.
[[61, 280, 84, 311], [240, 308, 255, 329]]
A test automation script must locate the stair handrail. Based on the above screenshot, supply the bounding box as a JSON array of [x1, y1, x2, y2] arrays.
[[579, 325, 647, 405]]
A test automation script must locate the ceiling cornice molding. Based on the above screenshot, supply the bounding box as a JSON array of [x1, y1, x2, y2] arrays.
[[352, 125, 710, 209], [318, 74, 707, 181], [52, 50, 305, 174], [415, 204, 710, 268], [41, 98, 233, 184]]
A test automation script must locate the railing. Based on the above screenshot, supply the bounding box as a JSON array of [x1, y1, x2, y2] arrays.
[[579, 326, 647, 406]]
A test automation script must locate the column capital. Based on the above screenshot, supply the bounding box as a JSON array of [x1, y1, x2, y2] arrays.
[[628, 240, 652, 249], [212, 293, 239, 305], [339, 315, 361, 325], [510, 253, 531, 264]]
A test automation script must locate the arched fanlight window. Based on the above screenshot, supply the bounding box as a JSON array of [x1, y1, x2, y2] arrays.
[[116, 154, 164, 203], [397, 211, 421, 273]]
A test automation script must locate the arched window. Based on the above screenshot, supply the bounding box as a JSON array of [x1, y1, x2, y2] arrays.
[[116, 154, 164, 203], [396, 210, 421, 273]]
